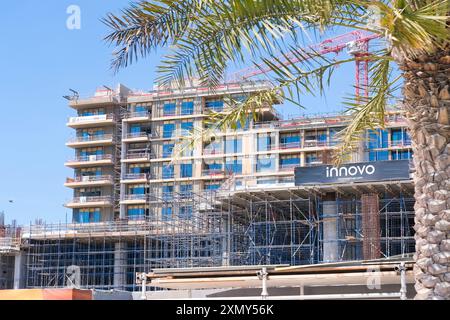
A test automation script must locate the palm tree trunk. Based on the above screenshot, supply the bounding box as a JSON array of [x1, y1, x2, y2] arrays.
[[400, 48, 450, 299]]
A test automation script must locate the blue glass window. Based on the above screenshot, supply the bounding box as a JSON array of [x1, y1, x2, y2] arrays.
[[135, 105, 147, 112], [256, 156, 275, 172], [75, 209, 100, 224], [81, 108, 105, 116], [162, 165, 174, 179], [179, 206, 193, 220], [80, 168, 102, 177], [162, 185, 174, 200], [235, 117, 250, 130], [163, 144, 174, 158], [367, 129, 388, 149], [128, 206, 145, 220], [205, 99, 224, 112], [163, 123, 175, 138], [78, 211, 90, 223], [225, 138, 242, 154], [181, 101, 194, 115], [130, 124, 141, 134], [162, 207, 173, 220], [404, 131, 411, 145], [204, 184, 220, 191], [305, 153, 321, 164], [205, 162, 222, 174], [163, 102, 176, 116], [318, 132, 327, 143], [80, 148, 103, 157], [129, 185, 146, 195], [91, 211, 100, 223], [391, 129, 403, 146], [369, 150, 389, 161], [257, 135, 272, 151], [392, 150, 412, 160], [180, 184, 193, 197], [280, 157, 300, 167], [181, 122, 194, 134], [280, 135, 300, 148], [225, 159, 242, 174], [180, 163, 193, 178], [130, 165, 150, 174]]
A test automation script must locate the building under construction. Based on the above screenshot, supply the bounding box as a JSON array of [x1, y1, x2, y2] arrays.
[[0, 81, 415, 293]]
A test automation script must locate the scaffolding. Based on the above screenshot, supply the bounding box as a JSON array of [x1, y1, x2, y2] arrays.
[[21, 186, 415, 291], [0, 218, 21, 289]]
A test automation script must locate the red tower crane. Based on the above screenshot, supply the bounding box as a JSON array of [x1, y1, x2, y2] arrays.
[[227, 31, 381, 99]]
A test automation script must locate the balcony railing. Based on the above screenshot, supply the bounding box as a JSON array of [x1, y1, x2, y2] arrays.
[[161, 172, 175, 179], [203, 148, 224, 155], [389, 140, 412, 147], [125, 152, 151, 160], [67, 196, 113, 204], [205, 106, 224, 112], [279, 141, 301, 149], [180, 108, 194, 116], [66, 175, 113, 183], [125, 111, 151, 119], [67, 134, 114, 144], [67, 154, 113, 163], [279, 164, 299, 171], [257, 145, 276, 152], [125, 132, 150, 139], [303, 140, 329, 148], [122, 173, 149, 180], [203, 169, 224, 176], [68, 113, 114, 124], [123, 194, 147, 201]]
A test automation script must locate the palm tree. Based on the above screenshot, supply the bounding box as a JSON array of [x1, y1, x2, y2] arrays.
[[104, 0, 449, 299]]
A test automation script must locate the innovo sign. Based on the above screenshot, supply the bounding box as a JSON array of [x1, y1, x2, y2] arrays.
[[294, 160, 411, 185]]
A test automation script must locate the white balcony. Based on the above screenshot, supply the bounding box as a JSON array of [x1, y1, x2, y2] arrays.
[[66, 134, 114, 148], [124, 111, 151, 122], [65, 196, 113, 208], [121, 173, 149, 184], [67, 114, 115, 128], [122, 152, 152, 163], [65, 175, 114, 188], [69, 94, 117, 109], [120, 194, 147, 205], [65, 154, 114, 168], [123, 132, 151, 142]]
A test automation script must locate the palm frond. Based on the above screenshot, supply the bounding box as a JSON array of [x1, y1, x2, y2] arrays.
[[102, 0, 203, 73], [333, 53, 402, 165]]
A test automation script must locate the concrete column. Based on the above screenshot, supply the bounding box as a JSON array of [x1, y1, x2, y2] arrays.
[[322, 193, 339, 262], [114, 242, 127, 289], [13, 252, 26, 289]]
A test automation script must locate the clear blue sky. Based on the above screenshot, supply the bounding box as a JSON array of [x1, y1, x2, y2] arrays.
[[0, 1, 362, 225]]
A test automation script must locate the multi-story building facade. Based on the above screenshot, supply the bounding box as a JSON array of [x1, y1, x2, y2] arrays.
[[64, 80, 412, 224]]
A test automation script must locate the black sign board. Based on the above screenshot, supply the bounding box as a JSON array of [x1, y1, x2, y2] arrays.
[[294, 160, 411, 185]]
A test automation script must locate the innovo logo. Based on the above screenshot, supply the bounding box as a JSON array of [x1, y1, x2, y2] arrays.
[[326, 164, 376, 178]]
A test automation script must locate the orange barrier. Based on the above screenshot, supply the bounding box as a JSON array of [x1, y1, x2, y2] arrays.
[[0, 289, 92, 300]]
